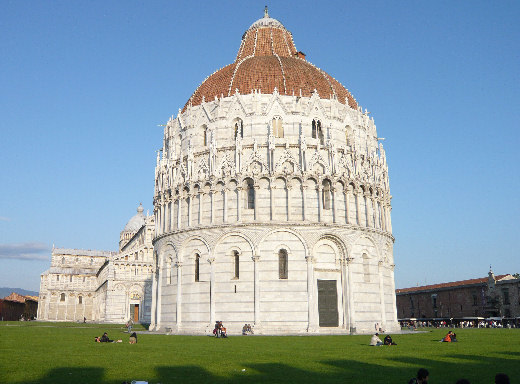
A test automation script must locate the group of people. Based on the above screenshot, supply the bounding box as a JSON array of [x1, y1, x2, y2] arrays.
[[370, 333, 396, 346], [408, 368, 510, 384], [213, 321, 227, 338], [94, 331, 137, 344], [242, 323, 254, 335]]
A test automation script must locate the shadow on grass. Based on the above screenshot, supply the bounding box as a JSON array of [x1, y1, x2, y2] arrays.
[[13, 353, 519, 384]]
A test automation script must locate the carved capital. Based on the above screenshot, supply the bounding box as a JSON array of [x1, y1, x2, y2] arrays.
[[252, 255, 260, 262], [175, 261, 183, 268], [207, 257, 215, 264], [346, 257, 355, 265]]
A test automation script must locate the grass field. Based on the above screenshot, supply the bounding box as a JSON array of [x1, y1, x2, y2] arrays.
[[1, 322, 519, 384]]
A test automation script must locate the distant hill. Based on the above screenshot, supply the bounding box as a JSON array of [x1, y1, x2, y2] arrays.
[[0, 287, 39, 299]]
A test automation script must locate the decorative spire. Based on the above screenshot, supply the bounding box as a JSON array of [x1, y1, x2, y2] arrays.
[[264, 5, 269, 18]]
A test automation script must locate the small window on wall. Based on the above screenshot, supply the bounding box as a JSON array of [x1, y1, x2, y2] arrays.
[[56, 275, 60, 282], [272, 117, 283, 138], [61, 257, 65, 264], [78, 296, 83, 304], [234, 118, 243, 139], [60, 293, 65, 302], [70, 275, 73, 282], [234, 251, 240, 279], [279, 249, 288, 279], [195, 254, 200, 282], [83, 277, 86, 283], [312, 119, 324, 145]]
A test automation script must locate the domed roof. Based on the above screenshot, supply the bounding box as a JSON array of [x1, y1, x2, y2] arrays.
[[123, 203, 145, 233], [183, 9, 358, 111]]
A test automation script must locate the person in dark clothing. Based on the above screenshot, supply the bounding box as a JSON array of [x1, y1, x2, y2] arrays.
[[495, 373, 510, 384], [408, 368, 429, 384], [383, 335, 397, 345], [129, 332, 137, 344], [100, 332, 112, 342]]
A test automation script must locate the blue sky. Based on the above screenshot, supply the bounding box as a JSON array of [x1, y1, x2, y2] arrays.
[[1, 1, 519, 292]]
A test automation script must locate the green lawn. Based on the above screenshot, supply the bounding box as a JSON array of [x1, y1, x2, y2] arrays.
[[1, 323, 518, 384]]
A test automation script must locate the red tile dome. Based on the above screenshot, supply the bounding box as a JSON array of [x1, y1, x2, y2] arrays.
[[183, 10, 358, 111]]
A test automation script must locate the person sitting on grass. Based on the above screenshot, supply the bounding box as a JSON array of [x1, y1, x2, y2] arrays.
[[370, 332, 383, 346], [97, 332, 122, 343], [441, 330, 456, 342], [383, 334, 397, 345], [408, 368, 429, 384], [129, 332, 137, 344]]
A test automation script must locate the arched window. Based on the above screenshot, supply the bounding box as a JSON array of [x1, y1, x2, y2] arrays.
[[279, 249, 288, 279], [195, 254, 200, 282], [363, 253, 370, 282], [60, 293, 65, 302], [78, 295, 83, 304], [167, 258, 172, 285], [234, 251, 240, 279], [90, 257, 93, 264], [234, 118, 243, 139], [322, 180, 331, 210], [70, 275, 73, 282], [246, 179, 255, 209], [272, 117, 283, 138], [312, 119, 324, 145], [61, 257, 65, 264], [56, 275, 60, 282]]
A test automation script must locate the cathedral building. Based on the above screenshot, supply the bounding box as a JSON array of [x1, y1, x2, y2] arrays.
[[150, 9, 399, 334], [37, 204, 155, 323]]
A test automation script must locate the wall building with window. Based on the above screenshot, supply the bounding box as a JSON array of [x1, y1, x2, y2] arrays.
[[396, 270, 520, 320], [151, 10, 399, 334], [38, 204, 155, 323]]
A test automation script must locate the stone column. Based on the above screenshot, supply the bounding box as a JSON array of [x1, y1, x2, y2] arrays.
[[253, 254, 261, 328], [223, 188, 228, 223], [198, 192, 203, 225], [177, 198, 182, 229], [389, 264, 398, 323], [331, 186, 337, 223], [187, 194, 192, 227], [306, 255, 317, 331], [253, 186, 259, 221], [346, 257, 356, 332], [210, 189, 215, 224], [355, 191, 361, 226], [366, 195, 373, 228], [341, 258, 349, 330], [209, 257, 216, 327], [287, 186, 292, 221], [176, 261, 182, 328], [154, 208, 159, 236], [269, 184, 274, 221], [156, 260, 163, 330], [378, 260, 387, 328], [301, 185, 307, 221], [345, 188, 351, 224], [236, 187, 242, 222], [150, 267, 158, 330], [387, 205, 393, 233], [317, 186, 322, 222]]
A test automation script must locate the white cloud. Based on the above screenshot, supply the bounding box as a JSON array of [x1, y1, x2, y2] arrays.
[[0, 243, 50, 261]]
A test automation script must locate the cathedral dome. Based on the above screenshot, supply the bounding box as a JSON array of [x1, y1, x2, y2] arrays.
[[183, 9, 358, 111], [123, 203, 145, 232]]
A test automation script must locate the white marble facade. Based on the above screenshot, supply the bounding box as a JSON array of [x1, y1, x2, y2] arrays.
[[38, 205, 155, 324], [150, 13, 399, 335]]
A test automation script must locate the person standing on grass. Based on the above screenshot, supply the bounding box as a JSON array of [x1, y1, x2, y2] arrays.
[[408, 368, 429, 384]]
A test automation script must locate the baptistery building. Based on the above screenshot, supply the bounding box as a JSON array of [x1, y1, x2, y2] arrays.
[[150, 9, 399, 334]]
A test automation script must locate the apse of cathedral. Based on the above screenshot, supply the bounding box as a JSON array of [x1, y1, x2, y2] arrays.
[[150, 8, 399, 334]]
